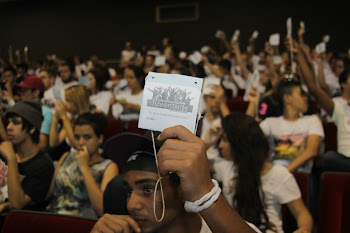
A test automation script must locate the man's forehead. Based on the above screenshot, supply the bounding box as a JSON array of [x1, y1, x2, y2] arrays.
[[124, 170, 158, 185]]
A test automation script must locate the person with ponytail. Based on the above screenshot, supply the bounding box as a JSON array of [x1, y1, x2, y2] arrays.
[[207, 112, 312, 233]]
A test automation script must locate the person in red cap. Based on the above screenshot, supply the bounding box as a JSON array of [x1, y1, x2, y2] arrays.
[[15, 76, 53, 152]]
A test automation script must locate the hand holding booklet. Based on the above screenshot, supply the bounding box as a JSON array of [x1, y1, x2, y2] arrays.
[[138, 72, 203, 133]]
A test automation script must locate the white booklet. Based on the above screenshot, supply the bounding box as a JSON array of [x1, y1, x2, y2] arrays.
[[138, 72, 203, 133]]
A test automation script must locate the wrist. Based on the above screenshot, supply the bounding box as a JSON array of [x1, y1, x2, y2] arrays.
[[61, 115, 69, 121], [78, 164, 90, 174], [184, 179, 221, 213]]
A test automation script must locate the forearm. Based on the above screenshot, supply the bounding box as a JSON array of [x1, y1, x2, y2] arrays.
[[80, 167, 104, 216], [316, 63, 330, 93], [222, 39, 232, 54], [200, 195, 257, 233], [0, 120, 8, 141], [286, 149, 317, 172], [7, 158, 29, 209], [61, 117, 78, 149], [220, 101, 230, 118], [245, 101, 257, 118], [205, 62, 224, 79], [0, 202, 11, 213], [233, 49, 250, 80], [49, 116, 60, 147], [297, 53, 334, 114], [296, 211, 313, 233], [296, 53, 317, 89]]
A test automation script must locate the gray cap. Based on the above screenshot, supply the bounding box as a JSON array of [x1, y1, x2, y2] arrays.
[[6, 101, 43, 131]]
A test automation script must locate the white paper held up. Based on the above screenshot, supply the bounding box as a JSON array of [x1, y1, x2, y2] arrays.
[[138, 72, 203, 133]]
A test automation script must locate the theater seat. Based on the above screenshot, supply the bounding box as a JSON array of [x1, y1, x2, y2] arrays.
[[124, 119, 147, 135], [318, 172, 350, 233], [226, 96, 249, 113], [324, 122, 337, 152], [106, 119, 122, 140], [1, 210, 97, 233], [282, 172, 309, 233]]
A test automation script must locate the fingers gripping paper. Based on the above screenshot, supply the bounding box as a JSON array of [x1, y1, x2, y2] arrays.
[[138, 72, 203, 133]]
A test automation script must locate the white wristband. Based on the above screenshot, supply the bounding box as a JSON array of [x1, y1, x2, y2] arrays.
[[184, 179, 221, 213]]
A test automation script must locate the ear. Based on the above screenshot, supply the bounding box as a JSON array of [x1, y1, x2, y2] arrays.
[[29, 128, 35, 134], [33, 89, 40, 97], [98, 134, 104, 145], [283, 94, 292, 105]]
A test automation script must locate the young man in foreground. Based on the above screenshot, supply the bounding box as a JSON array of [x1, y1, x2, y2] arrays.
[[91, 126, 261, 233]]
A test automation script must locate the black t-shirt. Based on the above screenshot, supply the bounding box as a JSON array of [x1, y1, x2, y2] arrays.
[[0, 151, 54, 210]]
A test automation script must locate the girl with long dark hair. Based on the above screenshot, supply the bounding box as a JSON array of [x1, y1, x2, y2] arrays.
[[208, 112, 312, 233]]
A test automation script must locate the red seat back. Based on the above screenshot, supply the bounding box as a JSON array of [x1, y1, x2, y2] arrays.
[[318, 172, 350, 233], [125, 119, 147, 135], [106, 119, 122, 140], [1, 210, 97, 233], [226, 96, 249, 113]]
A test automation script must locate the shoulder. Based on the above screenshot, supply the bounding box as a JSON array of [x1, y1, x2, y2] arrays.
[[260, 116, 282, 127], [300, 114, 322, 125], [267, 164, 291, 177], [262, 165, 295, 190], [24, 151, 55, 174]]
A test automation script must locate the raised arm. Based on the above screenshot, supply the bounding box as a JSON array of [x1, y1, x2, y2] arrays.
[[231, 40, 250, 80], [0, 142, 32, 210], [49, 100, 78, 149], [265, 42, 280, 88], [245, 87, 260, 120], [76, 146, 119, 216], [314, 53, 330, 93], [217, 31, 233, 55], [292, 39, 335, 115], [202, 55, 225, 79], [157, 125, 258, 233]]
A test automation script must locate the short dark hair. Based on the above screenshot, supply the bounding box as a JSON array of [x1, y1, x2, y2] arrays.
[[3, 66, 17, 76], [218, 59, 232, 71], [6, 113, 40, 144], [74, 112, 108, 139], [276, 73, 301, 106], [61, 62, 74, 72], [40, 68, 57, 78], [16, 62, 29, 72]]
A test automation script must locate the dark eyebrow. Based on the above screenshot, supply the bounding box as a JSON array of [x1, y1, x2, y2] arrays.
[[123, 178, 157, 186]]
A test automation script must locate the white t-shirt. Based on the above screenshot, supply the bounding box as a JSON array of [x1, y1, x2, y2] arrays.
[[200, 215, 261, 233], [260, 115, 324, 172], [329, 97, 350, 157], [121, 50, 136, 60], [112, 88, 143, 120], [214, 160, 300, 233], [200, 115, 221, 160], [89, 91, 113, 115]]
